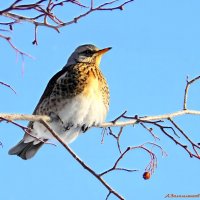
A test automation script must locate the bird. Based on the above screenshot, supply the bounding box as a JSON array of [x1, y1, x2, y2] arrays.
[[8, 44, 111, 160]]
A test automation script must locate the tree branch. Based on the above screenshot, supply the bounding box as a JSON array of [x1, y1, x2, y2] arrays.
[[0, 81, 16, 94], [0, 0, 134, 56], [101, 109, 200, 127], [183, 75, 200, 110], [0, 33, 33, 59], [0, 113, 50, 122], [40, 119, 125, 200], [1, 74, 200, 199], [1, 109, 200, 161], [1, 109, 200, 127]]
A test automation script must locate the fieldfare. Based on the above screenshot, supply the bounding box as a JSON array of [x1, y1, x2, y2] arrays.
[[9, 44, 111, 160]]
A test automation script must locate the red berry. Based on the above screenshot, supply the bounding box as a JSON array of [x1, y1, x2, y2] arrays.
[[143, 172, 151, 180]]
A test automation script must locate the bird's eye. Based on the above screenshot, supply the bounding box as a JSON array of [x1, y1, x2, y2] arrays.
[[84, 50, 93, 55]]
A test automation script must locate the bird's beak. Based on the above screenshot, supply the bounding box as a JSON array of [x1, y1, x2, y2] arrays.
[[96, 47, 112, 56]]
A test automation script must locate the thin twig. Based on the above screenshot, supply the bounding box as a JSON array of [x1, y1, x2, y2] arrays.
[[0, 0, 134, 48], [108, 127, 123, 153], [0, 117, 56, 146], [111, 111, 127, 124], [183, 75, 200, 110], [139, 123, 160, 141], [106, 192, 111, 200], [99, 142, 139, 177], [99, 142, 166, 177], [169, 118, 200, 157], [0, 81, 16, 94], [152, 121, 200, 159], [0, 34, 33, 59]]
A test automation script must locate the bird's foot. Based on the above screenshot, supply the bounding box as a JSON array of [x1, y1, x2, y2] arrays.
[[81, 124, 89, 133], [63, 122, 74, 131]]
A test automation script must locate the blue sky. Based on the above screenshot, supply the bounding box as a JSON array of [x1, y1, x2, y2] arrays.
[[1, 0, 200, 199]]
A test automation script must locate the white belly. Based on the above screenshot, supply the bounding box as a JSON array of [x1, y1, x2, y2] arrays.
[[59, 92, 107, 128], [25, 79, 108, 145], [58, 75, 108, 128]]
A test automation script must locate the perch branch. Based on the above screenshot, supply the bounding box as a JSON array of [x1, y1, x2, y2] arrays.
[[101, 109, 200, 127], [0, 113, 51, 122], [1, 109, 200, 128], [1, 109, 199, 161], [1, 74, 200, 199]]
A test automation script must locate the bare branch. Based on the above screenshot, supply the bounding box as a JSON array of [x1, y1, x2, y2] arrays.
[[0, 33, 33, 59], [0, 117, 56, 146], [106, 192, 112, 200], [0, 0, 134, 54], [96, 0, 133, 11], [169, 118, 200, 158], [0, 81, 16, 94], [1, 109, 200, 128], [183, 75, 200, 110], [152, 120, 200, 159], [1, 75, 200, 199], [0, 113, 51, 122], [40, 119, 125, 200], [99, 142, 166, 177], [139, 123, 160, 141], [101, 109, 200, 128], [111, 110, 127, 124], [108, 127, 123, 153]]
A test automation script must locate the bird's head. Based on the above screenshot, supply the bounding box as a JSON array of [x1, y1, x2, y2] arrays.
[[66, 44, 111, 67]]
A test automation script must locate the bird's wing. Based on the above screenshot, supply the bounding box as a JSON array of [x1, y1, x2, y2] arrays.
[[32, 66, 70, 115], [28, 63, 88, 128], [28, 65, 76, 128]]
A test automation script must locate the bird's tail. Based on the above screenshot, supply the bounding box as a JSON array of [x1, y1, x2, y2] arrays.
[[8, 139, 44, 160]]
